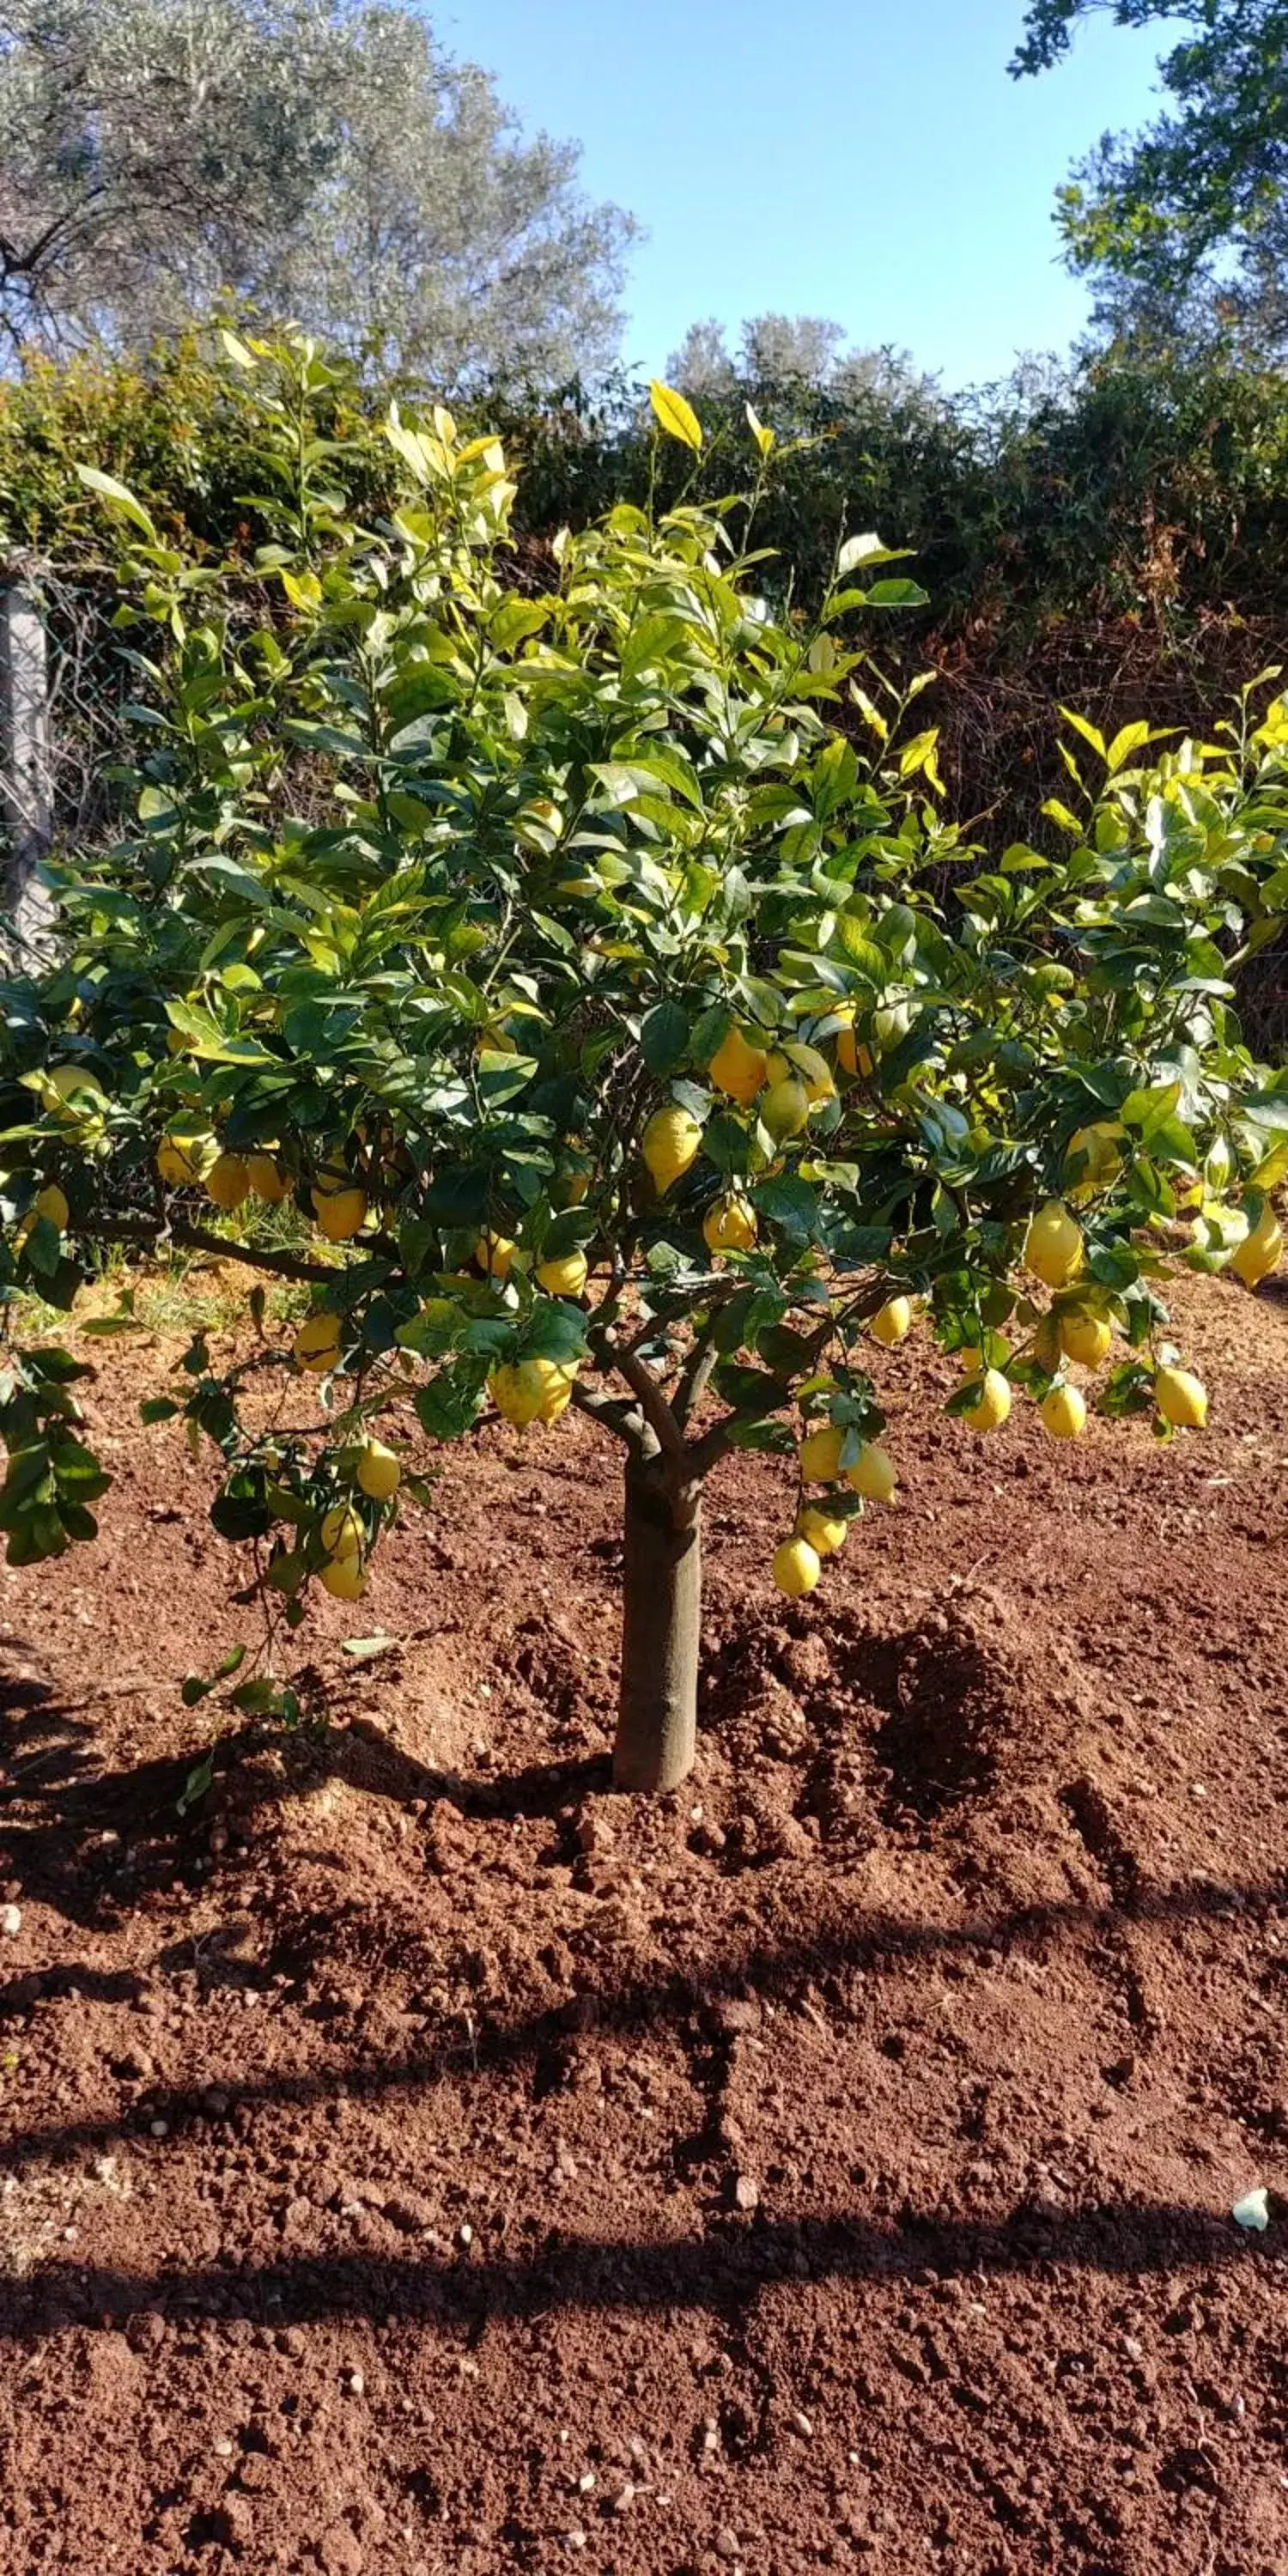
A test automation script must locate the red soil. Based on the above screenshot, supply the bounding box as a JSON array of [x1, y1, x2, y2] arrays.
[[2, 1270, 1287, 2575]]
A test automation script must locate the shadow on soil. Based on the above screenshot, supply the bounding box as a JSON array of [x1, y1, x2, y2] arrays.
[[0, 2201, 1269, 2342]]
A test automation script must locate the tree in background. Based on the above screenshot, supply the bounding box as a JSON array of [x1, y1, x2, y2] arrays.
[[0, 0, 633, 381], [668, 313, 937, 410], [1013, 1, 1288, 357]]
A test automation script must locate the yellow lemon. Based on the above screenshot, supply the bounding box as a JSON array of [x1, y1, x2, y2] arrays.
[[835, 1014, 874, 1079], [320, 1503, 365, 1558], [476, 1230, 519, 1279], [205, 1152, 251, 1212], [799, 1424, 846, 1482], [708, 1025, 769, 1106], [1024, 1199, 1084, 1289], [246, 1152, 290, 1203], [1040, 1383, 1087, 1441], [963, 1369, 1012, 1433], [1155, 1364, 1207, 1430], [1231, 1203, 1282, 1289], [1059, 1309, 1113, 1368], [355, 1440, 401, 1501], [536, 1250, 589, 1298], [846, 1443, 897, 1504], [871, 1296, 912, 1347], [33, 1183, 69, 1231], [642, 1107, 702, 1194], [798, 1507, 848, 1558], [321, 1552, 367, 1601], [156, 1131, 216, 1187], [1064, 1121, 1126, 1195], [760, 1077, 811, 1142], [489, 1358, 574, 1429], [773, 1536, 821, 1598], [703, 1194, 757, 1255], [294, 1312, 343, 1373], [536, 1360, 580, 1425], [313, 1177, 368, 1241]]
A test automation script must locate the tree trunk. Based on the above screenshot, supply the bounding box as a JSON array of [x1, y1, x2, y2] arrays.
[[613, 1454, 702, 1794]]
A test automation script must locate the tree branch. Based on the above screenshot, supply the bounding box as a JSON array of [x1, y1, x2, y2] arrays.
[[84, 1216, 340, 1286], [595, 1328, 683, 1459], [568, 1378, 646, 1449]]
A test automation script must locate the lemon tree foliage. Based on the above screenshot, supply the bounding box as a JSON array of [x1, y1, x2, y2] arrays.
[[1, 337, 1286, 1792]]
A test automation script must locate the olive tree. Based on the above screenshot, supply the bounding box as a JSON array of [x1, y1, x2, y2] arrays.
[[1, 334, 1285, 1793]]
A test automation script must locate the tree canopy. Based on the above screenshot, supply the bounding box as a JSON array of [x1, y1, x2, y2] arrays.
[[1013, 1, 1288, 355], [0, 0, 634, 381]]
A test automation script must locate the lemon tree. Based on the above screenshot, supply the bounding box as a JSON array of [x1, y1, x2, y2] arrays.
[[2, 335, 1286, 1793]]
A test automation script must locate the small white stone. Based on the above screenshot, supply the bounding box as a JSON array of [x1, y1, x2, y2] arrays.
[[458, 2221, 473, 2248], [1232, 2185, 1271, 2232], [347, 2369, 366, 2396], [0, 1905, 21, 1938], [149, 2118, 169, 2139], [788, 2409, 814, 2438], [213, 2437, 234, 2458], [714, 2530, 741, 2563]]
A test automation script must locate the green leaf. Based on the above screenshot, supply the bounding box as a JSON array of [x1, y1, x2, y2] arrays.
[[649, 380, 702, 450], [641, 999, 690, 1075], [75, 464, 158, 542]]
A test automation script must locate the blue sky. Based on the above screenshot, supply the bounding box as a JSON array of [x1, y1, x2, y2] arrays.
[[447, 0, 1171, 388]]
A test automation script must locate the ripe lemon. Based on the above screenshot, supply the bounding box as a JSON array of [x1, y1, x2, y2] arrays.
[[355, 1440, 401, 1500], [246, 1152, 290, 1203], [1040, 1383, 1087, 1440], [294, 1312, 343, 1373], [834, 1012, 873, 1079], [535, 1250, 589, 1297], [321, 1553, 367, 1601], [703, 1194, 757, 1255], [870, 1296, 912, 1347], [1064, 1121, 1125, 1195], [798, 1506, 848, 1557], [205, 1152, 251, 1212], [1155, 1364, 1207, 1430], [962, 1369, 1012, 1432], [476, 1230, 519, 1279], [156, 1131, 215, 1187], [846, 1443, 897, 1504], [760, 1077, 811, 1142], [773, 1536, 821, 1598], [33, 1183, 69, 1230], [320, 1503, 364, 1558], [536, 1360, 579, 1425], [1059, 1309, 1112, 1368], [642, 1107, 702, 1194], [799, 1424, 846, 1482], [1231, 1203, 1282, 1289], [312, 1176, 368, 1241], [708, 1025, 769, 1106], [1023, 1199, 1084, 1289], [489, 1358, 574, 1429]]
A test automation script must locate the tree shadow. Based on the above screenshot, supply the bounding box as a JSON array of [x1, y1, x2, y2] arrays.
[[0, 1868, 1282, 2175], [0, 2198, 1267, 2343]]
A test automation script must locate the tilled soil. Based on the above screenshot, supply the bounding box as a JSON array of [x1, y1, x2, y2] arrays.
[[2, 1272, 1288, 2575]]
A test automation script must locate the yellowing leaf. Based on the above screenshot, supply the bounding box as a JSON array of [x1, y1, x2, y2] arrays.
[[649, 380, 702, 452], [745, 403, 775, 458]]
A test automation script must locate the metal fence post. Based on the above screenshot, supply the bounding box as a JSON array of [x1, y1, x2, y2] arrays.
[[0, 575, 57, 966]]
